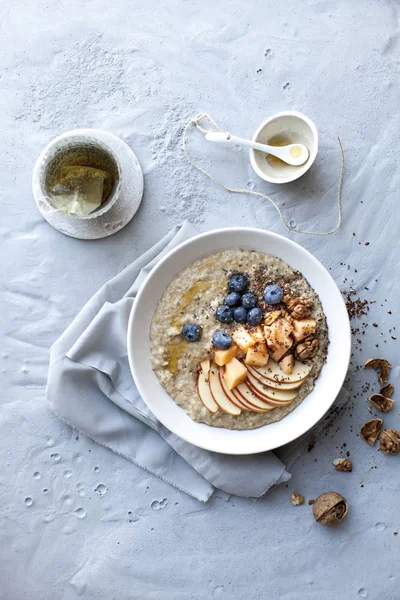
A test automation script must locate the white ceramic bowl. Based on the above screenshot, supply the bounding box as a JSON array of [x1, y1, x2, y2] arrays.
[[127, 228, 350, 455], [249, 111, 318, 184]]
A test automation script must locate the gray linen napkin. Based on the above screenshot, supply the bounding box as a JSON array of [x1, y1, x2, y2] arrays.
[[47, 222, 344, 502]]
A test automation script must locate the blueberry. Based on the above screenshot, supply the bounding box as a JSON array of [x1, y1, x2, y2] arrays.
[[181, 323, 202, 342], [233, 306, 248, 323], [247, 307, 263, 326], [224, 291, 241, 307], [241, 292, 257, 309], [228, 273, 249, 293], [216, 305, 234, 323], [263, 284, 283, 305], [212, 331, 232, 350]]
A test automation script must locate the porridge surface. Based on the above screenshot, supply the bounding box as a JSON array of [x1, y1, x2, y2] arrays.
[[150, 249, 328, 430]]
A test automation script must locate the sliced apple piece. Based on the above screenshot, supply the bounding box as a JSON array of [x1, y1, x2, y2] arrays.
[[200, 359, 211, 375], [213, 344, 238, 367], [208, 363, 241, 415], [280, 355, 294, 375], [231, 387, 269, 412], [270, 344, 292, 363], [197, 372, 219, 413], [245, 343, 269, 367], [234, 382, 276, 411], [246, 371, 298, 404], [248, 325, 265, 344], [247, 366, 305, 391], [265, 318, 293, 361], [252, 359, 312, 383], [224, 357, 248, 390], [292, 318, 316, 342], [232, 325, 257, 352]]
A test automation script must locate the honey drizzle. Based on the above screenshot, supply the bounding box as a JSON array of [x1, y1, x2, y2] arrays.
[[167, 279, 211, 373]]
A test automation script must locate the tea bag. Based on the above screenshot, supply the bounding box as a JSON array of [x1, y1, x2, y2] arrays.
[[49, 165, 110, 217]]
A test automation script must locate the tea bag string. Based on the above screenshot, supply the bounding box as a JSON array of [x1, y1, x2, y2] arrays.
[[183, 113, 344, 236]]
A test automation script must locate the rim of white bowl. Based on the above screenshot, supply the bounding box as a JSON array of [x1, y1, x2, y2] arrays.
[[249, 110, 319, 185], [127, 227, 351, 455]]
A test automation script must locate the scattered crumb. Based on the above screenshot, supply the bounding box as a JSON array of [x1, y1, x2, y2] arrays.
[[291, 493, 305, 506], [308, 499, 315, 505], [307, 436, 316, 452]]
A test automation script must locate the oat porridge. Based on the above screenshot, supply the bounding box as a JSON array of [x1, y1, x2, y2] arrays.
[[150, 249, 328, 430]]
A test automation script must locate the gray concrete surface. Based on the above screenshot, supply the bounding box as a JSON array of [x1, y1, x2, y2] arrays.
[[1, 1, 400, 598]]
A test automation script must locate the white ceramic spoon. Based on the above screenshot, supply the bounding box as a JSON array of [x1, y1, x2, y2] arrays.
[[205, 131, 309, 166]]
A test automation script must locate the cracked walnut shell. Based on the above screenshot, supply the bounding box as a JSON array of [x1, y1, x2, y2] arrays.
[[360, 418, 383, 446], [287, 297, 313, 319], [363, 358, 392, 386], [295, 336, 319, 360], [312, 492, 348, 525], [368, 393, 394, 413], [380, 383, 394, 399], [380, 429, 400, 454]]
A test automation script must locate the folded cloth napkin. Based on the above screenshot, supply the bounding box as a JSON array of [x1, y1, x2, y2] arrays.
[[47, 222, 347, 502]]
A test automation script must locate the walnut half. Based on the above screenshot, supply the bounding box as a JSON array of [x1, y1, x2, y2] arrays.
[[380, 429, 400, 454], [312, 492, 348, 525], [295, 336, 319, 360], [287, 297, 313, 319], [368, 393, 394, 413]]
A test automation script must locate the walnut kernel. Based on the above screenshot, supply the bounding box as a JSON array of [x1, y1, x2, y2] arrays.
[[291, 492, 305, 506], [332, 458, 353, 472], [360, 418, 383, 446], [295, 336, 319, 360], [287, 297, 313, 319], [380, 429, 400, 454], [312, 492, 348, 525]]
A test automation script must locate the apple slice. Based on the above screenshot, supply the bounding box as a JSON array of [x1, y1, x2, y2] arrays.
[[252, 360, 312, 383], [280, 355, 294, 375], [232, 325, 257, 352], [292, 318, 316, 342], [245, 343, 269, 367], [197, 372, 219, 414], [247, 366, 304, 391], [231, 388, 269, 412], [213, 344, 238, 366], [200, 359, 211, 374], [248, 325, 265, 344], [246, 371, 298, 401], [208, 364, 241, 416], [234, 382, 276, 411], [224, 357, 248, 390], [247, 372, 298, 405]]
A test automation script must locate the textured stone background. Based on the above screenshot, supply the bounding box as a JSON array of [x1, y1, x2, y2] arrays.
[[1, 0, 399, 598]]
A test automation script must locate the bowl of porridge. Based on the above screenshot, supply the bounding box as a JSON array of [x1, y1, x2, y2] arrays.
[[127, 228, 351, 455]]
